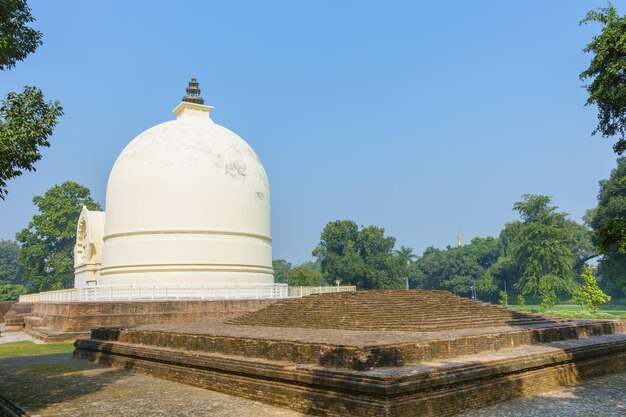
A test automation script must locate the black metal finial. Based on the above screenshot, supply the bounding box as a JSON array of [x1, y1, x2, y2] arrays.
[[182, 77, 204, 104]]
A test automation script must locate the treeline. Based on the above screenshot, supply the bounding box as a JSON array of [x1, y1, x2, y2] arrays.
[[275, 157, 626, 306]]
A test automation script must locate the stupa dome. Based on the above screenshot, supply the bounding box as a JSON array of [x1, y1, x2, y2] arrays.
[[98, 79, 272, 285]]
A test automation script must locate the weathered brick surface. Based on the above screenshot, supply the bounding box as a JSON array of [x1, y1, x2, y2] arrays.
[[0, 301, 16, 323], [6, 299, 277, 340], [88, 319, 625, 369], [74, 334, 626, 416], [70, 290, 626, 416], [229, 290, 560, 331]]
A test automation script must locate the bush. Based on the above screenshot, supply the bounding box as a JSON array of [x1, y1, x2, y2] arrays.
[[516, 294, 526, 307], [572, 266, 611, 312], [0, 284, 28, 301], [499, 291, 508, 306]]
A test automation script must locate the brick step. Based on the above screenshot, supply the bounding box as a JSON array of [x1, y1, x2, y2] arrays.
[[26, 326, 90, 343], [84, 320, 626, 369], [229, 290, 558, 332]]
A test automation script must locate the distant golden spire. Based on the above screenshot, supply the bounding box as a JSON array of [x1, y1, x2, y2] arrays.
[[457, 227, 462, 248]]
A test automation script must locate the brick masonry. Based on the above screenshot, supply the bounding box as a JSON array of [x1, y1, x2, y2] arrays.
[[72, 290, 626, 416], [4, 299, 278, 341]]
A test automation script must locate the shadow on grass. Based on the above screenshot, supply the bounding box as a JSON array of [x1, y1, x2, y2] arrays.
[[0, 352, 129, 414]]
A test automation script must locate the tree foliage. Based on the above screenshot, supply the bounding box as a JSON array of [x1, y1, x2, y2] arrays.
[[0, 239, 24, 284], [509, 195, 578, 297], [587, 157, 626, 289], [0, 0, 42, 70], [272, 259, 292, 284], [0, 87, 64, 199], [580, 4, 626, 154], [417, 237, 500, 299], [16, 181, 101, 291], [312, 220, 403, 290], [0, 283, 27, 301], [573, 266, 611, 312], [0, 0, 63, 200]]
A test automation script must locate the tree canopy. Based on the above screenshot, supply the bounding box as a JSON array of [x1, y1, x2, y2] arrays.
[[509, 195, 578, 300], [580, 4, 626, 154], [0, 239, 24, 284], [312, 220, 404, 290], [587, 156, 626, 289], [0, 87, 64, 199], [0, 0, 41, 70], [16, 181, 101, 291], [0, 0, 63, 200]]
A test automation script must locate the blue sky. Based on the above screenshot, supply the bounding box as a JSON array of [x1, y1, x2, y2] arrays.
[[0, 1, 622, 263]]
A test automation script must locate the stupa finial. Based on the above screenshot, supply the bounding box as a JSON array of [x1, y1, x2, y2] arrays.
[[182, 77, 204, 104]]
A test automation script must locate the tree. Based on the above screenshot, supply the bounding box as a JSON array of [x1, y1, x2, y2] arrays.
[[0, 283, 27, 301], [312, 220, 403, 290], [0, 0, 63, 199], [0, 239, 24, 284], [587, 157, 626, 288], [573, 265, 611, 312], [0, 0, 41, 70], [509, 195, 578, 300], [580, 4, 626, 154], [0, 87, 64, 199], [476, 270, 498, 301], [288, 262, 327, 286], [16, 181, 101, 291], [416, 236, 501, 299], [394, 245, 417, 289], [272, 259, 292, 284]]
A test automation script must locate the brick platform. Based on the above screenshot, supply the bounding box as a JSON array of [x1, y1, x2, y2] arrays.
[[4, 299, 277, 341], [74, 290, 626, 416]]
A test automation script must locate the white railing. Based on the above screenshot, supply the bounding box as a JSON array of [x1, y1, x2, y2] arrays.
[[19, 284, 357, 303], [80, 283, 289, 301], [19, 288, 80, 303], [20, 284, 288, 302], [288, 285, 357, 297]]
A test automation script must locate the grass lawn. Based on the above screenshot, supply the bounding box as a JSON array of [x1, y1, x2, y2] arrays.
[[0, 341, 75, 360], [508, 304, 626, 319]]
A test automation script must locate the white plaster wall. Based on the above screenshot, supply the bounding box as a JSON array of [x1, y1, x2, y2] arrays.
[[99, 103, 272, 285]]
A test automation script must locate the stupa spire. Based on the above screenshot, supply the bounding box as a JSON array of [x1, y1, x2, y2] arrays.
[[182, 77, 204, 104]]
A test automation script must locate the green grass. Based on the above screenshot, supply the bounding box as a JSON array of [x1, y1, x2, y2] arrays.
[[0, 341, 74, 359], [508, 304, 626, 319]]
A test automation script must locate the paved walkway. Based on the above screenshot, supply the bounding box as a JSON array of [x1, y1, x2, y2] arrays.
[[0, 324, 44, 344]]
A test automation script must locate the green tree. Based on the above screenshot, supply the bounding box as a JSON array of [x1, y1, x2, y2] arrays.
[[0, 239, 24, 284], [580, 3, 626, 154], [0, 87, 63, 199], [416, 236, 501, 298], [0, 0, 41, 70], [573, 265, 611, 312], [0, 0, 63, 199], [509, 195, 578, 300], [272, 259, 292, 284], [394, 245, 417, 289], [587, 157, 626, 289], [516, 294, 526, 307], [16, 181, 101, 291], [476, 270, 498, 301], [312, 220, 403, 290], [499, 290, 508, 306], [0, 283, 27, 301], [288, 262, 327, 286]]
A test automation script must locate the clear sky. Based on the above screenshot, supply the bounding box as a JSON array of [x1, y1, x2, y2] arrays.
[[0, 1, 622, 264]]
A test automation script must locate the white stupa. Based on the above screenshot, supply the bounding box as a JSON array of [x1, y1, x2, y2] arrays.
[[74, 78, 273, 287]]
